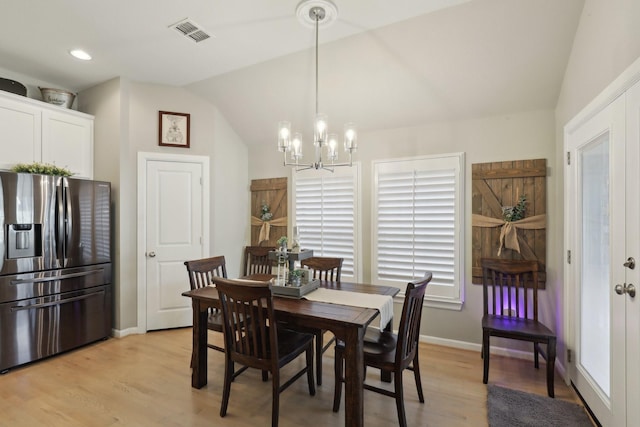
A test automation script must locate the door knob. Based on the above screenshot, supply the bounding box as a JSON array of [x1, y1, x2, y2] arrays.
[[623, 257, 635, 269], [615, 283, 636, 298], [627, 283, 636, 298], [147, 251, 156, 258]]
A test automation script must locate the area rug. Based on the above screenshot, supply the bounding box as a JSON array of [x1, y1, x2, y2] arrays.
[[487, 385, 593, 427]]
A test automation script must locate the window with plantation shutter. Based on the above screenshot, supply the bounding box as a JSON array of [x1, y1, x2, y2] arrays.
[[293, 165, 360, 281], [373, 154, 465, 309]]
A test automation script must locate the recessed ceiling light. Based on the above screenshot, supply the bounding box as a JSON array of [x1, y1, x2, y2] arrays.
[[69, 49, 92, 61]]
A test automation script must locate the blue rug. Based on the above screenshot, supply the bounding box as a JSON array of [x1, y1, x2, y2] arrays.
[[487, 385, 593, 426]]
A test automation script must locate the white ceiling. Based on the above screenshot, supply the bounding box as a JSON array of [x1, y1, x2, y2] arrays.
[[0, 0, 585, 146]]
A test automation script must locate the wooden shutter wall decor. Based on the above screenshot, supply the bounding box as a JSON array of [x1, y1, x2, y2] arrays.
[[250, 177, 287, 246], [471, 158, 547, 287]]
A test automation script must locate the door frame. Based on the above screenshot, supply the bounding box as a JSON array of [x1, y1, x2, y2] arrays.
[[136, 152, 210, 333], [564, 56, 640, 422]]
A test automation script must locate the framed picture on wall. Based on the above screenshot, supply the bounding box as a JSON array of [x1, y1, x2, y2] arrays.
[[159, 111, 190, 148]]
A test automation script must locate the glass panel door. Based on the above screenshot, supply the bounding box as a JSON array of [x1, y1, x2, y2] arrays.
[[579, 135, 610, 396]]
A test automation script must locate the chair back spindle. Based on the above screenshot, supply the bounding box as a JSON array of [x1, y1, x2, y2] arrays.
[[300, 257, 343, 282], [482, 258, 539, 321], [243, 246, 276, 276]]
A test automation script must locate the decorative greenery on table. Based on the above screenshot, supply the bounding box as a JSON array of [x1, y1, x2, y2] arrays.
[[276, 235, 288, 249], [11, 162, 73, 177], [502, 195, 527, 222]]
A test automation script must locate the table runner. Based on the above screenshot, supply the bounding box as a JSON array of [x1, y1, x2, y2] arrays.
[[303, 288, 394, 329]]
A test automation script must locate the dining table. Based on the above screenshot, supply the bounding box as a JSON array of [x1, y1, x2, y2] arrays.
[[182, 274, 399, 427]]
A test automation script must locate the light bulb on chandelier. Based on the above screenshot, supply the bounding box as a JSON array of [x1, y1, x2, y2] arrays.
[[277, 0, 357, 172]]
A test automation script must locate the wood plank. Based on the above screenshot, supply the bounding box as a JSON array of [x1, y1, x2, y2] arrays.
[[472, 167, 547, 180], [250, 177, 287, 191]]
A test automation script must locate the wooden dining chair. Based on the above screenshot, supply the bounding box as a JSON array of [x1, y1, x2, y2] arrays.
[[184, 255, 228, 353], [214, 277, 316, 427], [481, 258, 556, 398], [298, 256, 343, 385], [333, 272, 432, 427], [243, 245, 276, 276]]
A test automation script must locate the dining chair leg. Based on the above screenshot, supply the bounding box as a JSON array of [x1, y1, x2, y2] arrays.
[[272, 371, 280, 427], [315, 331, 323, 385], [412, 352, 425, 403], [332, 345, 343, 412], [394, 369, 407, 427], [482, 330, 490, 384], [534, 342, 540, 369], [546, 337, 557, 398], [306, 345, 316, 395], [220, 359, 233, 417]]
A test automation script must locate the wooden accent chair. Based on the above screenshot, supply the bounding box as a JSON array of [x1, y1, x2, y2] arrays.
[[243, 246, 276, 276], [184, 255, 228, 353], [481, 258, 556, 398], [215, 277, 316, 427], [333, 273, 432, 427], [298, 256, 343, 385]]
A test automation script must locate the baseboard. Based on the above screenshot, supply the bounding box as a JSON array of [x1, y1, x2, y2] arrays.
[[111, 326, 143, 338], [419, 333, 566, 378]]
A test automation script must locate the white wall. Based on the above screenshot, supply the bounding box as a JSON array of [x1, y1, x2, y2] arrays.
[[249, 108, 556, 346], [79, 78, 125, 327], [79, 79, 249, 332]]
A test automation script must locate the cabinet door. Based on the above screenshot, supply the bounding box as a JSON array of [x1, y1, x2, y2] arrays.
[[0, 96, 41, 170], [42, 110, 93, 179]]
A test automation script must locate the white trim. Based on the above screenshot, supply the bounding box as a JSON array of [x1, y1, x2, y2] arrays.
[[136, 152, 210, 333], [111, 327, 143, 338], [419, 334, 566, 379]]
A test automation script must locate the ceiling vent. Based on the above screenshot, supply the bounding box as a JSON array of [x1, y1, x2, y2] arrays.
[[169, 18, 213, 43]]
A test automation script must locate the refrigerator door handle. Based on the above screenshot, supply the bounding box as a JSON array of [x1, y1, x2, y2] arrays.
[[9, 268, 104, 285], [55, 180, 65, 263], [64, 180, 72, 262], [10, 290, 105, 312]]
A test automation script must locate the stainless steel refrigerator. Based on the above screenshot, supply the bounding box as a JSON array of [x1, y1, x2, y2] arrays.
[[0, 171, 112, 372]]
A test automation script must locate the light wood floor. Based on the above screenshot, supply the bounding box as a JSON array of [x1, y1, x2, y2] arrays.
[[0, 328, 587, 427]]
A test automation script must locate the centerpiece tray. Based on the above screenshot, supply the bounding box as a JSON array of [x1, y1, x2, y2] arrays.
[[271, 278, 320, 299]]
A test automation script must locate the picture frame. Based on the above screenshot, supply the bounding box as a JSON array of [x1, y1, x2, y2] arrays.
[[159, 111, 190, 148]]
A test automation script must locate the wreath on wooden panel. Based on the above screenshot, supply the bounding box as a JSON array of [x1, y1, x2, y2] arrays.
[[502, 195, 527, 222], [473, 194, 545, 256], [260, 202, 273, 221], [250, 202, 287, 244]]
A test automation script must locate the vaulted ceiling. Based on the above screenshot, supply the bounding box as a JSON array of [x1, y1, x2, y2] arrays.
[[0, 0, 585, 146]]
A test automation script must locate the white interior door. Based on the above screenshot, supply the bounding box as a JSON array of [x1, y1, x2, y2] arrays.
[[565, 95, 627, 426], [140, 154, 209, 331]]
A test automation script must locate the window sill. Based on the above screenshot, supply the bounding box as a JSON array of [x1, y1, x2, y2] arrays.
[[393, 293, 463, 311]]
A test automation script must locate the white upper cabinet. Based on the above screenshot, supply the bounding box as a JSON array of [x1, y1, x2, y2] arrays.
[[0, 91, 93, 179], [41, 110, 93, 179], [0, 95, 42, 170]]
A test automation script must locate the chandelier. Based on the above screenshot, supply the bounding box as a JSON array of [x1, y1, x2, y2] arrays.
[[277, 0, 357, 172]]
